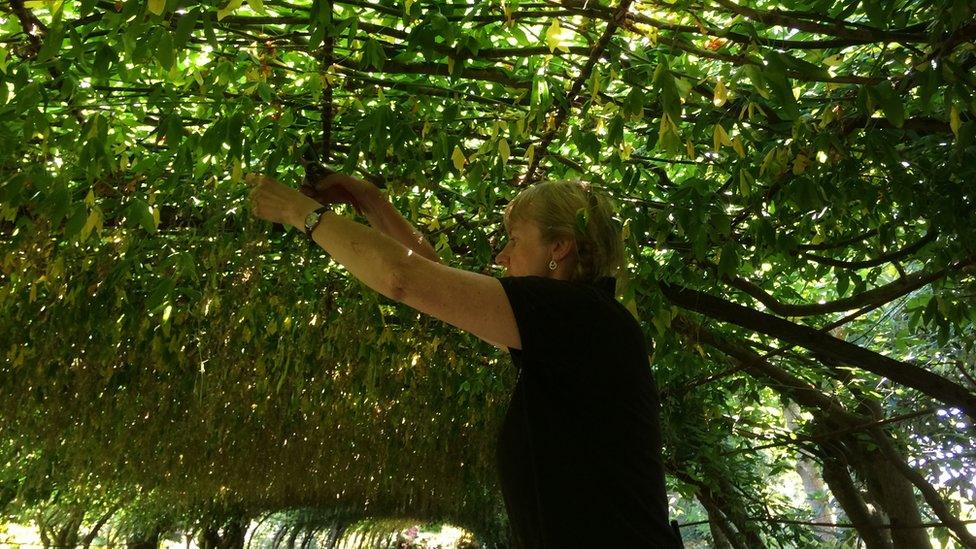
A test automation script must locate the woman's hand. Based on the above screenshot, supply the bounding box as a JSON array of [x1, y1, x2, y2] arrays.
[[248, 173, 323, 229], [300, 172, 374, 216]]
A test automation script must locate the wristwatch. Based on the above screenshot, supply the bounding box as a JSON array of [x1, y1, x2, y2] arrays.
[[304, 205, 332, 238]]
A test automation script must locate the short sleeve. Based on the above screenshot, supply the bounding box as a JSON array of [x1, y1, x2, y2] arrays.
[[499, 276, 607, 362]]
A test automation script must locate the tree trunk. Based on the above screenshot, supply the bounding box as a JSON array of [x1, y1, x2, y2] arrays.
[[219, 516, 248, 549], [699, 496, 735, 549], [324, 523, 346, 549], [854, 446, 932, 549], [785, 403, 835, 543], [678, 473, 749, 549], [82, 505, 119, 549], [201, 528, 221, 549], [270, 525, 289, 549], [128, 529, 161, 549], [820, 453, 892, 549]]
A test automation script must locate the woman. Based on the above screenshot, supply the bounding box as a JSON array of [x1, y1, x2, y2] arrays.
[[249, 169, 681, 548]]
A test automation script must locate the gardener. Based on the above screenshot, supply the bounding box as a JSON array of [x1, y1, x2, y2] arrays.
[[248, 169, 682, 548]]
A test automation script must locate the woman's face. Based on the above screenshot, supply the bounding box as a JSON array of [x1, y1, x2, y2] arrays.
[[495, 218, 552, 277]]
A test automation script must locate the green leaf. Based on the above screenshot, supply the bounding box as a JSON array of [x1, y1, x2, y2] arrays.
[[623, 86, 644, 119], [92, 43, 115, 80], [763, 53, 800, 120], [128, 198, 157, 233], [165, 114, 183, 150], [173, 10, 201, 50], [653, 59, 682, 124], [837, 271, 850, 296], [862, 0, 891, 28], [63, 206, 87, 241], [577, 130, 600, 161], [156, 32, 174, 70], [363, 39, 386, 71], [869, 81, 905, 128], [36, 26, 65, 63], [772, 51, 830, 81], [575, 207, 589, 234], [606, 114, 624, 146], [743, 65, 770, 99]]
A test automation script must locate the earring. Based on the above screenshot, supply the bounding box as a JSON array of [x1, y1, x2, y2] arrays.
[[548, 259, 557, 271]]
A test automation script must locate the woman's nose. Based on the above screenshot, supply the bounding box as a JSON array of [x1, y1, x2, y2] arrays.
[[495, 247, 509, 268]]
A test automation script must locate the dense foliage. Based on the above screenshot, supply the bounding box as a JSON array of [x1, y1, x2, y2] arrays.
[[1, 0, 975, 546]]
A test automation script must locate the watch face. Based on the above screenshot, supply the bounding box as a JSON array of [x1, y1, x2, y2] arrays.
[[305, 210, 321, 232]]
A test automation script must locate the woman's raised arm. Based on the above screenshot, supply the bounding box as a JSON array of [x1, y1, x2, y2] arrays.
[[250, 174, 521, 350], [303, 172, 442, 264]]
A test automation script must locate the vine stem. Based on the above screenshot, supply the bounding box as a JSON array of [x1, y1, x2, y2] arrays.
[[521, 0, 634, 186]]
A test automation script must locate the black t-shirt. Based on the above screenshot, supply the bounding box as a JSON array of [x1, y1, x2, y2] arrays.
[[497, 276, 680, 548]]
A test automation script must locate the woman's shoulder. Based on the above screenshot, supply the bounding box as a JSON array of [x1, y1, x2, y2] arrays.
[[500, 275, 624, 313]]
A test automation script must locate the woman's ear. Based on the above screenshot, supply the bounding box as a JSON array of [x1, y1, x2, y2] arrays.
[[550, 237, 576, 262]]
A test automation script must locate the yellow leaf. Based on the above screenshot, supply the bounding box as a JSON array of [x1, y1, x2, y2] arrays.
[[525, 143, 535, 165], [793, 153, 809, 175], [498, 138, 510, 165], [739, 170, 752, 196], [148, 0, 166, 16], [950, 105, 961, 137], [713, 124, 731, 151], [80, 207, 103, 242], [247, 0, 266, 14], [446, 57, 455, 75], [503, 4, 513, 27], [823, 53, 844, 66], [451, 145, 467, 172], [713, 79, 727, 107], [545, 19, 569, 53], [685, 139, 695, 158], [590, 67, 601, 103], [422, 121, 432, 138], [732, 136, 745, 158], [405, 0, 414, 14], [231, 159, 243, 183], [618, 143, 633, 160], [760, 149, 775, 177], [217, 0, 243, 21], [85, 189, 96, 207]]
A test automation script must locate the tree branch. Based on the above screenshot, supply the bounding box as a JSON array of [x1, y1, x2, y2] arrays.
[[711, 0, 926, 43], [661, 284, 976, 418], [725, 261, 957, 317], [673, 315, 861, 423], [333, 57, 528, 88], [522, 0, 634, 185], [798, 230, 938, 270]]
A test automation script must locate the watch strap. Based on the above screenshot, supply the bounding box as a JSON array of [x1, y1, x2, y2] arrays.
[[304, 206, 331, 238]]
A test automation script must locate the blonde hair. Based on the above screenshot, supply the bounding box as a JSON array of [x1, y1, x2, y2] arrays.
[[503, 180, 625, 283]]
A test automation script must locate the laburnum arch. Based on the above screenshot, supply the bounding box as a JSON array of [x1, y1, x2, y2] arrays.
[[1, 0, 975, 547]]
